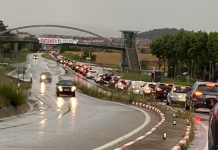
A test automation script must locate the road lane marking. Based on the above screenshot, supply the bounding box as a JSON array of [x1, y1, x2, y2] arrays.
[[93, 105, 150, 150]]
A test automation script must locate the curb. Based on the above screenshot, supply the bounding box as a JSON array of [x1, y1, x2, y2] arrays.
[[114, 101, 166, 150]]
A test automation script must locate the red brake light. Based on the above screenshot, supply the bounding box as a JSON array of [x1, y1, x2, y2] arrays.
[[157, 87, 162, 91], [207, 83, 215, 87], [194, 91, 203, 97]]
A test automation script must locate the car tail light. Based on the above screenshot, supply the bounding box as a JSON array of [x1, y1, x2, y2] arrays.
[[207, 83, 215, 87], [194, 91, 203, 97], [157, 87, 162, 91]]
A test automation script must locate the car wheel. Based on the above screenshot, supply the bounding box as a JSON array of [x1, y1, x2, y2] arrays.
[[166, 98, 171, 105], [208, 137, 215, 150], [72, 92, 75, 97], [185, 101, 190, 110]]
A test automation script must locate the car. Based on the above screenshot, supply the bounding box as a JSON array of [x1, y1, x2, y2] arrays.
[[33, 54, 39, 59], [56, 79, 76, 97], [115, 79, 131, 90], [40, 72, 52, 82], [94, 73, 103, 83], [208, 102, 218, 150], [154, 83, 173, 100], [86, 70, 97, 79], [128, 81, 145, 94], [143, 82, 156, 96], [99, 74, 113, 85], [109, 76, 121, 88], [185, 82, 218, 110], [167, 85, 192, 105]]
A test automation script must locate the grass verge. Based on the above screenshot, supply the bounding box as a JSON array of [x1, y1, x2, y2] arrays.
[[41, 53, 53, 60], [0, 48, 32, 108], [119, 71, 193, 86]]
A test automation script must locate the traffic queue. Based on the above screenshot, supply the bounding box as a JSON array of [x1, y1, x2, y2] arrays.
[[49, 49, 218, 150], [49, 50, 193, 105], [49, 50, 218, 109]]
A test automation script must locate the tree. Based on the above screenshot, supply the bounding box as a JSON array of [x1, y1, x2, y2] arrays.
[[150, 30, 218, 81], [81, 48, 96, 62]]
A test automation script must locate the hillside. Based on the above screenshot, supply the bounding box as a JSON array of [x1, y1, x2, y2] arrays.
[[138, 28, 182, 40]]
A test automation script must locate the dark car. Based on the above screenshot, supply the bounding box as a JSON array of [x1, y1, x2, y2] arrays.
[[40, 72, 52, 82], [100, 74, 112, 85], [154, 83, 173, 100], [56, 79, 76, 97], [185, 82, 218, 110], [208, 102, 218, 150], [109, 76, 121, 88]]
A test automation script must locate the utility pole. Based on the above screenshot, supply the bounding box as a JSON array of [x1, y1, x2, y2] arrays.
[[209, 61, 212, 81]]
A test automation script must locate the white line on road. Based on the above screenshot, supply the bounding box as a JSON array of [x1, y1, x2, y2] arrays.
[[93, 104, 150, 150]]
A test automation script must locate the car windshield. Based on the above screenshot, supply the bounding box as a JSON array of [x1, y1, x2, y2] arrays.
[[59, 80, 74, 86], [148, 84, 155, 89], [197, 85, 218, 92], [173, 86, 191, 93], [42, 72, 51, 75]]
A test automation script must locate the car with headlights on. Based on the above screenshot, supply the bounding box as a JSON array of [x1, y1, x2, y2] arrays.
[[56, 79, 76, 97], [33, 54, 39, 59], [208, 102, 218, 150], [40, 72, 52, 82], [167, 85, 192, 105], [185, 82, 218, 110]]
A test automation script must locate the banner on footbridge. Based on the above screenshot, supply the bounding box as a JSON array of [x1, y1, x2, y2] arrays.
[[38, 37, 79, 45]]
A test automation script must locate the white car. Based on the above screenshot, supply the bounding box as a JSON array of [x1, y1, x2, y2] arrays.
[[94, 74, 103, 83], [143, 82, 156, 95], [128, 81, 146, 94], [86, 70, 97, 79], [115, 79, 131, 90]]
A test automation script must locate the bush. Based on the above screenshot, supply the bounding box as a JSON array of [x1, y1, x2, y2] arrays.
[[0, 83, 27, 107]]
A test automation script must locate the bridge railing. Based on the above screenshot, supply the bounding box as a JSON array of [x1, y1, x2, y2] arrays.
[[0, 36, 38, 42], [0, 36, 125, 48]]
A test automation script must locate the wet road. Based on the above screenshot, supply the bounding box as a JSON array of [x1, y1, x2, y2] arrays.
[[188, 109, 210, 150], [0, 53, 151, 150]]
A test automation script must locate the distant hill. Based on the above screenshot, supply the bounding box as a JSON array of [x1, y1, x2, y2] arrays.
[[138, 28, 182, 40]]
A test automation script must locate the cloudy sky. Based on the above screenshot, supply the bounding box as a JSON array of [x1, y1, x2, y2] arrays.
[[0, 0, 218, 37]]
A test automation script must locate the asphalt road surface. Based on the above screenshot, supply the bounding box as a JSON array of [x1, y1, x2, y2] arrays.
[[188, 109, 210, 150], [0, 53, 154, 150]]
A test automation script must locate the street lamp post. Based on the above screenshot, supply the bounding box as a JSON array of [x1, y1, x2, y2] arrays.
[[209, 61, 212, 81]]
